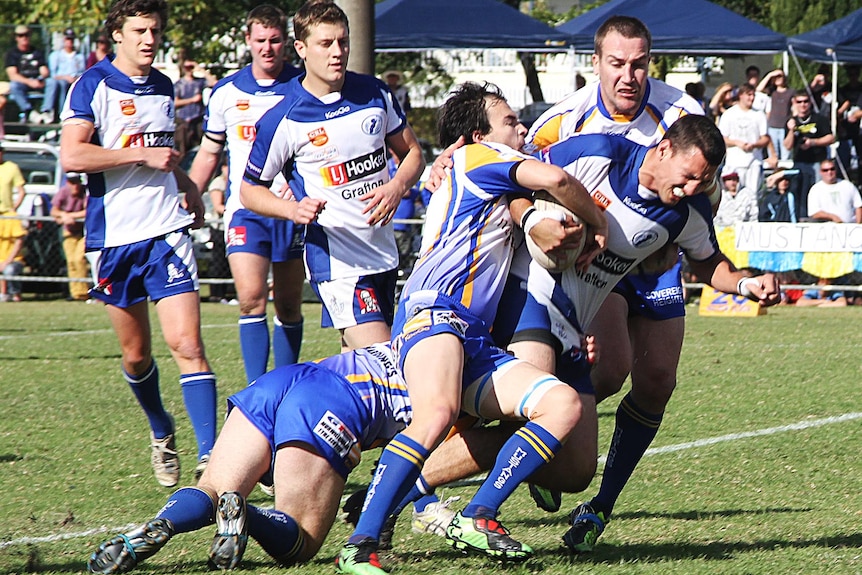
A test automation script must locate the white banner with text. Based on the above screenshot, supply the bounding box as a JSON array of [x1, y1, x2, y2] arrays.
[[734, 222, 862, 253]]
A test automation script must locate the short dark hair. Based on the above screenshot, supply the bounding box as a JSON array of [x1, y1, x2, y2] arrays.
[[105, 0, 168, 36], [737, 83, 755, 96], [595, 15, 651, 55], [246, 4, 287, 36], [437, 82, 506, 148], [293, 1, 349, 44], [745, 65, 760, 77], [662, 114, 726, 167]]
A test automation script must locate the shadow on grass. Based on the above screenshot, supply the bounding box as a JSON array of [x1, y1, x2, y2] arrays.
[[545, 532, 862, 564]]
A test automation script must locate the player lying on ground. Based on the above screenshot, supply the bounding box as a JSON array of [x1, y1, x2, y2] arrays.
[[87, 332, 581, 573]]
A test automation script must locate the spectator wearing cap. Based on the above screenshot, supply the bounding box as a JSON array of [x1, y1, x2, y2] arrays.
[[86, 34, 113, 69], [45, 28, 85, 124], [759, 169, 798, 223], [714, 171, 758, 228], [50, 172, 90, 300], [383, 69, 410, 113], [4, 24, 51, 123], [0, 143, 26, 214]]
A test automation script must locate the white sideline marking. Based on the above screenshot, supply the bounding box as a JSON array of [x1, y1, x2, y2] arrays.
[[0, 523, 137, 550], [5, 413, 861, 550], [598, 411, 862, 465]]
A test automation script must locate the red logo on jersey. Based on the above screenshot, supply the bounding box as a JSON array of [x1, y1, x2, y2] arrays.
[[356, 287, 381, 315], [308, 127, 329, 146], [120, 99, 136, 116], [236, 125, 256, 142], [227, 226, 247, 247], [592, 190, 611, 210], [237, 99, 250, 111]]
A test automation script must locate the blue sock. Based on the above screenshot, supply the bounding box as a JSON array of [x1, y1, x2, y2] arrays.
[[463, 421, 561, 519], [592, 392, 663, 516], [124, 361, 172, 437], [273, 317, 303, 367], [351, 434, 428, 543], [180, 372, 218, 459], [156, 487, 215, 533], [390, 475, 433, 517], [414, 493, 439, 513], [239, 314, 269, 383], [247, 505, 304, 564]]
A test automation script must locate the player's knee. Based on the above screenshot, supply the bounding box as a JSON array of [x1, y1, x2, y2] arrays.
[[409, 404, 460, 449], [167, 335, 206, 364], [524, 380, 582, 432]]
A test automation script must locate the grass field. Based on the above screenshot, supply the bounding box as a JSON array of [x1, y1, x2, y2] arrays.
[[1, 300, 860, 575]]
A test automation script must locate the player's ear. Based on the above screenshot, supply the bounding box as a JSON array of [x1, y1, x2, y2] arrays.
[[657, 139, 673, 159], [472, 130, 484, 144], [294, 40, 306, 60]]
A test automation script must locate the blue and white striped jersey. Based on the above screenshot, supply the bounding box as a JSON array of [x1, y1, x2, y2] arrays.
[[244, 72, 406, 282], [537, 134, 718, 332], [204, 64, 301, 221], [62, 57, 193, 250], [527, 78, 703, 152], [313, 343, 412, 449], [403, 142, 532, 327]]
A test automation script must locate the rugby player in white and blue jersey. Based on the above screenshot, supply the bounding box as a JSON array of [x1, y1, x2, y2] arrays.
[[188, 6, 305, 385], [372, 118, 781, 560], [60, 0, 217, 488], [336, 82, 608, 575], [240, 1, 425, 353], [516, 16, 726, 549]]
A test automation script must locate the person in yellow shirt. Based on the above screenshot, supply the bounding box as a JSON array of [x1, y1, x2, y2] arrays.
[[0, 143, 26, 212], [0, 213, 26, 302]]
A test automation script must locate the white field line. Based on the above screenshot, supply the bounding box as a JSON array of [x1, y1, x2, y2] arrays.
[[3, 412, 859, 550]]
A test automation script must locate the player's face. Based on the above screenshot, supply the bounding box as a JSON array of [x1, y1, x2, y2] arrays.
[[113, 15, 163, 75], [592, 31, 650, 116], [295, 22, 349, 93], [247, 23, 285, 78], [478, 98, 527, 152], [654, 142, 717, 205]]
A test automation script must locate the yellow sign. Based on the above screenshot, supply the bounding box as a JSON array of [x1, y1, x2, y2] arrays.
[[698, 286, 766, 317]]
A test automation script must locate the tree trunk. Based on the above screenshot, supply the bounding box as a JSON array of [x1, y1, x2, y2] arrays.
[[520, 52, 545, 103]]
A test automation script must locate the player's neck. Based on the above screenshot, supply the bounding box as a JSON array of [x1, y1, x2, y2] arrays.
[[112, 55, 151, 78], [252, 61, 283, 81], [302, 74, 344, 99]]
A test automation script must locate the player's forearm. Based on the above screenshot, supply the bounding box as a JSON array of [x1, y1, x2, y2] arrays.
[[240, 180, 290, 220]]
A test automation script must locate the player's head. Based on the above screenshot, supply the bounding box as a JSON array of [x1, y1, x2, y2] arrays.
[[293, 1, 350, 92], [105, 0, 167, 72], [293, 0, 349, 43], [245, 4, 288, 77], [437, 82, 526, 152], [592, 16, 651, 116], [650, 114, 725, 204], [105, 0, 167, 37]]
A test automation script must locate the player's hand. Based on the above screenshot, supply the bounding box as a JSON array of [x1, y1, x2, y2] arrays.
[[425, 136, 464, 193], [141, 147, 181, 172], [574, 216, 607, 273], [361, 180, 402, 226], [183, 190, 206, 229], [582, 333, 599, 366], [287, 196, 326, 224], [528, 213, 585, 253], [739, 273, 782, 307]]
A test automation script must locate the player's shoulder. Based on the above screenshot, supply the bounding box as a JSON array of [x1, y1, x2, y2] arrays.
[[546, 131, 640, 162], [645, 78, 704, 116]]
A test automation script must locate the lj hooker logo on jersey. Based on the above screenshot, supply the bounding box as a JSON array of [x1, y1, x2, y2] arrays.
[[321, 147, 386, 187], [122, 131, 175, 148], [235, 125, 256, 142]]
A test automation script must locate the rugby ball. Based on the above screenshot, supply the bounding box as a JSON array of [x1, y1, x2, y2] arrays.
[[524, 191, 587, 272]]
